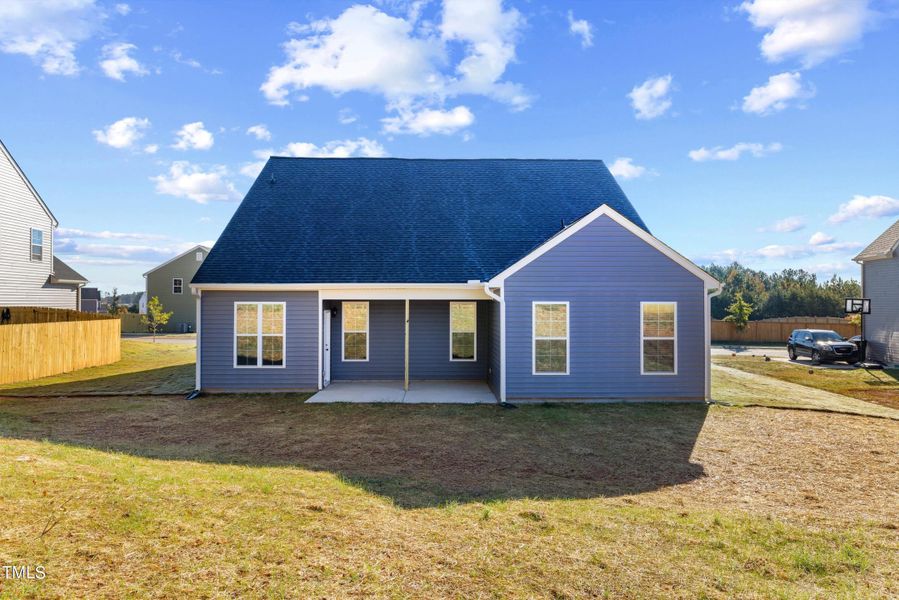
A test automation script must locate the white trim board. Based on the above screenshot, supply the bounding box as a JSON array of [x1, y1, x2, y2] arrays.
[[488, 204, 720, 288]]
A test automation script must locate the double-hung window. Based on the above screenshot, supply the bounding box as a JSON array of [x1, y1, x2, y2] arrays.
[[449, 302, 476, 361], [235, 302, 285, 367], [641, 302, 676, 374], [342, 301, 369, 361], [533, 302, 569, 374], [172, 278, 183, 294], [30, 228, 43, 261]]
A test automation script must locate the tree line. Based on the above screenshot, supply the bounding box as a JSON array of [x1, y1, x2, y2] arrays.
[[704, 263, 860, 321]]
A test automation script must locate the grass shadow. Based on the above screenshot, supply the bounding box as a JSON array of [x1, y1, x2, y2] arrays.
[[0, 395, 708, 508], [0, 364, 195, 396]]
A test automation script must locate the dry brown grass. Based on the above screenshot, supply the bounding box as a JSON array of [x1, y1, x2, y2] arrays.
[[1, 397, 898, 598]]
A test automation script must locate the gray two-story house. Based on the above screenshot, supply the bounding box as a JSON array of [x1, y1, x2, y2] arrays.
[[143, 245, 210, 332], [190, 158, 721, 403], [854, 219, 899, 367], [0, 139, 87, 310]]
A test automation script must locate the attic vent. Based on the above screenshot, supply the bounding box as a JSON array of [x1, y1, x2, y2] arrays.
[[269, 173, 276, 184]]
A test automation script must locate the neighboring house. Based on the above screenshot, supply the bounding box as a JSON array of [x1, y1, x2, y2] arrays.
[[191, 158, 721, 401], [0, 139, 87, 310], [80, 287, 101, 312], [144, 245, 210, 332], [853, 219, 899, 367]]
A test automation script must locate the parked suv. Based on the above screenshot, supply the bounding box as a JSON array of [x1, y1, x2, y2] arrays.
[[787, 329, 859, 364]]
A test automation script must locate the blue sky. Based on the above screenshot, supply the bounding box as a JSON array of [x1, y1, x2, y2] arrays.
[[1, 0, 897, 293]]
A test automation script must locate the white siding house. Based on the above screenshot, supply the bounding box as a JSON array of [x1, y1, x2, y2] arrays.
[[0, 139, 86, 309]]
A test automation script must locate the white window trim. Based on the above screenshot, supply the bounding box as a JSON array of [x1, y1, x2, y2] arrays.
[[232, 301, 287, 369], [640, 301, 678, 376], [30, 227, 43, 262], [341, 301, 369, 362], [449, 301, 477, 362], [532, 301, 570, 376], [196, 251, 203, 262], [173, 277, 184, 295]]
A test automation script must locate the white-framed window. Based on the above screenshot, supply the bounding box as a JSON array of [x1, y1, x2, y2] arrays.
[[342, 301, 369, 361], [532, 302, 569, 375], [641, 302, 677, 375], [449, 301, 477, 361], [196, 251, 203, 262], [234, 302, 286, 368], [172, 278, 183, 294], [30, 228, 43, 261]]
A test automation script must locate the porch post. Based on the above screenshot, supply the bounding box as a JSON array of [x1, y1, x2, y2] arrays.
[[404, 298, 410, 391]]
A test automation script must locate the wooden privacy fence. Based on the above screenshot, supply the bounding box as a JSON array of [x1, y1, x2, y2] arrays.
[[4, 306, 115, 324], [119, 312, 149, 333], [0, 318, 121, 385], [712, 317, 859, 344]]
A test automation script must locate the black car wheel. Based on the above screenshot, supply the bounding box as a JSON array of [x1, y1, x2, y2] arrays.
[[811, 350, 821, 365], [788, 346, 797, 361]]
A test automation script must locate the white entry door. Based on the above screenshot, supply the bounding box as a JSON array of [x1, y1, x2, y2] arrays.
[[322, 309, 332, 387]]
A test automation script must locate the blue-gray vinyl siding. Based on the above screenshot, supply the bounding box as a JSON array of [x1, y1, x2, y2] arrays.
[[200, 290, 318, 391], [504, 214, 706, 400], [488, 300, 501, 396], [863, 257, 899, 366], [329, 300, 405, 380], [409, 300, 489, 380]]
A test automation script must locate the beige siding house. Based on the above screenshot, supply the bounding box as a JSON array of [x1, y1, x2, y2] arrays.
[[854, 219, 899, 367], [144, 245, 210, 332], [0, 139, 86, 309]]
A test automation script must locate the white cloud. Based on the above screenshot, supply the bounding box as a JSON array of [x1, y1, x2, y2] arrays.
[[567, 10, 593, 48], [246, 124, 271, 141], [689, 142, 782, 162], [143, 144, 159, 154], [57, 240, 211, 264], [754, 240, 862, 259], [56, 228, 166, 241], [608, 157, 650, 180], [758, 215, 805, 233], [0, 0, 103, 76], [92, 116, 150, 149], [99, 42, 147, 81], [382, 105, 474, 135], [338, 108, 358, 125], [740, 0, 876, 67], [260, 0, 528, 135], [628, 75, 673, 120], [742, 72, 815, 115], [114, 3, 130, 16], [172, 121, 214, 150], [808, 231, 835, 245], [828, 195, 899, 224], [241, 137, 388, 178], [152, 161, 240, 203]]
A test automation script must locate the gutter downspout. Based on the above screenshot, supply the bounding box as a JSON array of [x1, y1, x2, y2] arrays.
[[482, 283, 506, 404], [705, 284, 724, 401]]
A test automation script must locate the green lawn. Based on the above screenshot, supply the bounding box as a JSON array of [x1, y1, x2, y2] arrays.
[[714, 356, 899, 411], [0, 340, 195, 396], [1, 343, 897, 597]]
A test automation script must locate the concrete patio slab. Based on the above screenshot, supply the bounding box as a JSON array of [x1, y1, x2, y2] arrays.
[[307, 380, 497, 404]]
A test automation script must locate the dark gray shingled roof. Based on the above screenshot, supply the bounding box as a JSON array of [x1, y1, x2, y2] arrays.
[[193, 158, 649, 284], [51, 256, 87, 284], [854, 219, 899, 261]]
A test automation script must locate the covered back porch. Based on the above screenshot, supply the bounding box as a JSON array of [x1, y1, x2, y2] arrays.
[[317, 289, 501, 403]]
